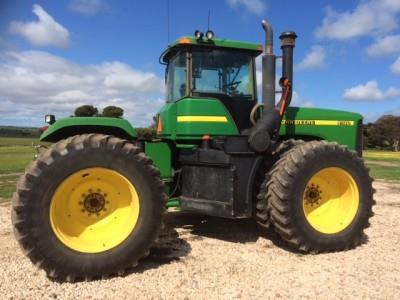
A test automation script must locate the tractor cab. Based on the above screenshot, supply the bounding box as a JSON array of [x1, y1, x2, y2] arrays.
[[160, 36, 263, 132]]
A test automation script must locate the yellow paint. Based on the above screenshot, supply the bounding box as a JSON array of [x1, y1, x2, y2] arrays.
[[177, 116, 228, 123], [282, 120, 354, 126], [50, 168, 139, 253], [303, 167, 359, 234]]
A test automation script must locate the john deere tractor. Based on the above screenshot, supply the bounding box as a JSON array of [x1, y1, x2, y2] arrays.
[[12, 20, 374, 281]]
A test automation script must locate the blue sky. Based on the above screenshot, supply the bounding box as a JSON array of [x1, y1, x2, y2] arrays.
[[0, 0, 400, 127]]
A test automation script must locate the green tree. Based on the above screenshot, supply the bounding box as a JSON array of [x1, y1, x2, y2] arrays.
[[74, 105, 98, 117], [101, 106, 124, 118], [367, 115, 400, 151]]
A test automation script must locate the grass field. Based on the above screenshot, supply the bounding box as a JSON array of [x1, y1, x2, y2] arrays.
[[0, 137, 399, 201], [364, 150, 400, 182], [0, 137, 37, 201]]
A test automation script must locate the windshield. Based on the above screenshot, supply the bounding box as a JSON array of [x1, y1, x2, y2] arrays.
[[165, 48, 255, 102], [191, 49, 255, 100]]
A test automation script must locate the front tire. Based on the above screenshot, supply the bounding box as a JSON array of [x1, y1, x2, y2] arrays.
[[12, 134, 167, 281], [267, 141, 374, 253]]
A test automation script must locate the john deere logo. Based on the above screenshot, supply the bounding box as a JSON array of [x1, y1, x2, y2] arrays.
[[282, 120, 355, 126]]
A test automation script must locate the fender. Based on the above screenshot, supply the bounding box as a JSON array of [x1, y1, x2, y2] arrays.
[[40, 117, 138, 142]]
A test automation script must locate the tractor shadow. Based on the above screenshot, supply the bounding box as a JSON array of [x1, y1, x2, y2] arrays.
[[133, 213, 192, 272], [162, 211, 370, 254], [164, 211, 299, 253]]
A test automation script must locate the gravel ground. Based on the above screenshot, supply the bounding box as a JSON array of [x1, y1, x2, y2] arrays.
[[1, 181, 399, 299]]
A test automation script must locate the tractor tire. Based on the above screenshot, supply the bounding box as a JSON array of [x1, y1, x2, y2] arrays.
[[266, 140, 374, 253], [255, 139, 304, 228], [12, 134, 167, 281]]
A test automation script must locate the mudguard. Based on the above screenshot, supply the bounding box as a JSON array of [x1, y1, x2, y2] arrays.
[[40, 117, 138, 142]]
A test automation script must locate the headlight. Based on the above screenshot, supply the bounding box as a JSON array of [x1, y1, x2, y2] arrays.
[[206, 30, 215, 40], [194, 30, 203, 40], [45, 114, 56, 125]]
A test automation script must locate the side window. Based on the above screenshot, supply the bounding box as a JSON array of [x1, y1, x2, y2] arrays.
[[166, 52, 187, 102]]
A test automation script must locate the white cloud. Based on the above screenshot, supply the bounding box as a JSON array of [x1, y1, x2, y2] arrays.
[[0, 51, 165, 126], [290, 91, 316, 108], [0, 36, 16, 51], [343, 80, 400, 101], [315, 1, 400, 40], [69, 0, 108, 15], [297, 45, 326, 70], [9, 4, 70, 48], [367, 35, 400, 57], [391, 57, 400, 74], [226, 0, 266, 16]]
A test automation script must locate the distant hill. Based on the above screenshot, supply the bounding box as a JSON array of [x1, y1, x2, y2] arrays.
[[0, 126, 41, 138]]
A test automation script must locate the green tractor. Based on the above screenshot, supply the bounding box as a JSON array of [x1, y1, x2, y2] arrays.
[[12, 20, 374, 281]]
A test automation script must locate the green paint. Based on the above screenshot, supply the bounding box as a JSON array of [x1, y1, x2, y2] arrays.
[[158, 98, 238, 139], [144, 141, 172, 180], [40, 117, 137, 142], [166, 197, 180, 208], [280, 107, 362, 151]]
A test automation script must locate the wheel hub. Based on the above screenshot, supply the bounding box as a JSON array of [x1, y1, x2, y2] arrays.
[[304, 184, 322, 206], [83, 192, 106, 214]]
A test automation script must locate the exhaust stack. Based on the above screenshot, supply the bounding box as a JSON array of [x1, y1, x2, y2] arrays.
[[248, 21, 297, 153], [261, 20, 275, 111]]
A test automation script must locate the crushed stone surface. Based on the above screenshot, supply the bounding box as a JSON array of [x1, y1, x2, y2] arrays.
[[0, 181, 399, 299]]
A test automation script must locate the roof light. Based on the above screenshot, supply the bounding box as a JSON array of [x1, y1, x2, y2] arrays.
[[206, 30, 214, 40], [178, 37, 192, 44], [194, 30, 204, 40], [45, 114, 55, 125]]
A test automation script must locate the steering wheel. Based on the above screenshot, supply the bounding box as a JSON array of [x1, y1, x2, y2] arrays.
[[223, 81, 242, 90], [250, 103, 264, 125]]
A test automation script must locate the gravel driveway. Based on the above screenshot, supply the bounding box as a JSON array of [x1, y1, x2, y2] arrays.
[[1, 181, 399, 299]]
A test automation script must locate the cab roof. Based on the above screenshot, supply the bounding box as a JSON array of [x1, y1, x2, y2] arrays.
[[161, 36, 263, 63]]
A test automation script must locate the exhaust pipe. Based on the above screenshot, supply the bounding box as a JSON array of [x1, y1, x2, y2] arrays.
[[248, 22, 297, 153], [261, 20, 276, 112]]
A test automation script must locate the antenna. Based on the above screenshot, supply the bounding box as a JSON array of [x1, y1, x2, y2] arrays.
[[207, 9, 211, 31], [167, 0, 170, 44]]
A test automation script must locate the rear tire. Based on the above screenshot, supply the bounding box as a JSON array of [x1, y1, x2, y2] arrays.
[[267, 141, 374, 253], [12, 134, 167, 281], [255, 139, 304, 228]]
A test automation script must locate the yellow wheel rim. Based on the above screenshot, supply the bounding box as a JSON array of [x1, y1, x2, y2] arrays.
[[303, 167, 359, 234], [50, 168, 140, 253]]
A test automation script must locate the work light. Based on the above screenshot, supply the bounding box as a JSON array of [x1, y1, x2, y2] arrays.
[[206, 30, 215, 40], [194, 30, 203, 40], [45, 114, 56, 125]]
